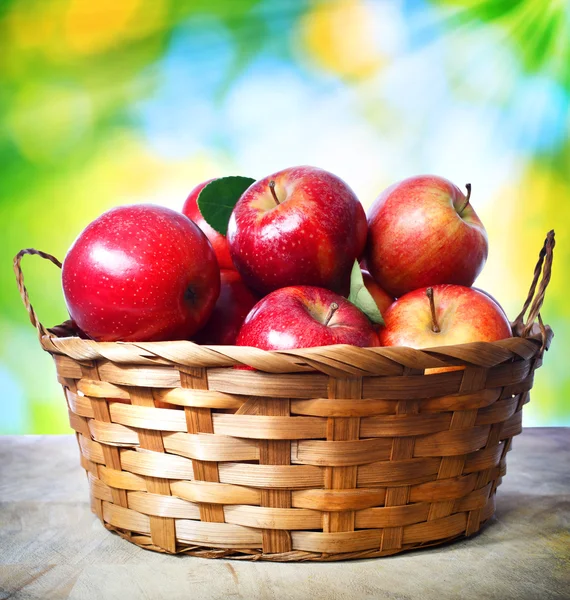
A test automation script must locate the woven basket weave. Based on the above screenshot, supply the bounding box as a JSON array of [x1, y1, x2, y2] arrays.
[[14, 231, 554, 561]]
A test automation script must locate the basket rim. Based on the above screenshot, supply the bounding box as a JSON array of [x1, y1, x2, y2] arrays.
[[38, 320, 552, 375]]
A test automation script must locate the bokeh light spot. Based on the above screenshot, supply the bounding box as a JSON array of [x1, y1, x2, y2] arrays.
[[298, 0, 384, 80], [65, 0, 141, 54]]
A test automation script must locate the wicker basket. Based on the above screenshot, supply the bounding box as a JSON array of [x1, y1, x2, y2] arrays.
[[13, 231, 554, 561]]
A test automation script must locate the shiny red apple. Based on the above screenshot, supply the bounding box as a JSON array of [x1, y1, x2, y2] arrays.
[[227, 166, 367, 295], [362, 270, 393, 316], [237, 286, 378, 350], [62, 204, 220, 342], [194, 269, 259, 345], [378, 284, 511, 349], [366, 175, 488, 298], [182, 179, 235, 270]]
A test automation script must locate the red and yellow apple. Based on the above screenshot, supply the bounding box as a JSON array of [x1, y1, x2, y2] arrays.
[[62, 204, 220, 342], [237, 286, 378, 350], [379, 284, 511, 351], [366, 175, 488, 298], [182, 179, 235, 270], [227, 166, 367, 295]]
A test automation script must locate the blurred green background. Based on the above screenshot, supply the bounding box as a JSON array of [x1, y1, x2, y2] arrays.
[[1, 0, 568, 434]]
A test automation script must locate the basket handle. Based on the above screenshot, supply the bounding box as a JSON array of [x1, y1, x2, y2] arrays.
[[512, 230, 555, 349], [13, 248, 63, 340]]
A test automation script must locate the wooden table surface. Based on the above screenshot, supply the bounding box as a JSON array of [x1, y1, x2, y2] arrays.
[[1, 429, 569, 599]]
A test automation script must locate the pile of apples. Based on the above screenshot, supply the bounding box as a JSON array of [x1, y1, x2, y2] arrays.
[[61, 166, 511, 353]]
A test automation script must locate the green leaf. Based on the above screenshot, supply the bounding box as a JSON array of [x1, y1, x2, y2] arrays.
[[197, 176, 256, 236], [347, 261, 385, 326]]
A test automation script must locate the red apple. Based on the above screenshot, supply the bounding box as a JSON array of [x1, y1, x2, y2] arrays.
[[227, 166, 367, 295], [362, 270, 394, 316], [473, 287, 509, 319], [182, 179, 235, 270], [237, 286, 378, 351], [366, 175, 488, 298], [378, 284, 511, 350], [194, 269, 259, 345], [62, 204, 220, 342]]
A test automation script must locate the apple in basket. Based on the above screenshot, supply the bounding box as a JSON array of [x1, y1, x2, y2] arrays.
[[361, 269, 393, 317], [366, 175, 488, 297], [379, 284, 512, 350], [193, 269, 259, 345], [227, 166, 368, 295], [182, 178, 236, 271], [62, 204, 220, 342], [237, 286, 379, 351]]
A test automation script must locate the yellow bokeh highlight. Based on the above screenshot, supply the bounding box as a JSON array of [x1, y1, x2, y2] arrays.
[[3, 0, 70, 71], [65, 0, 141, 54], [507, 164, 569, 306], [478, 160, 569, 326], [298, 0, 384, 80], [6, 0, 60, 50], [4, 0, 168, 66], [478, 162, 570, 302]]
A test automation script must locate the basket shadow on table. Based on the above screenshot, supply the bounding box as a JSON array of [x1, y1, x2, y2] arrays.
[[313, 487, 567, 565]]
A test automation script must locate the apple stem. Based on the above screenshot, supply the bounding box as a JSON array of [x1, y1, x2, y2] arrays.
[[269, 180, 281, 205], [426, 288, 441, 333], [458, 183, 472, 214], [323, 302, 339, 326]]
